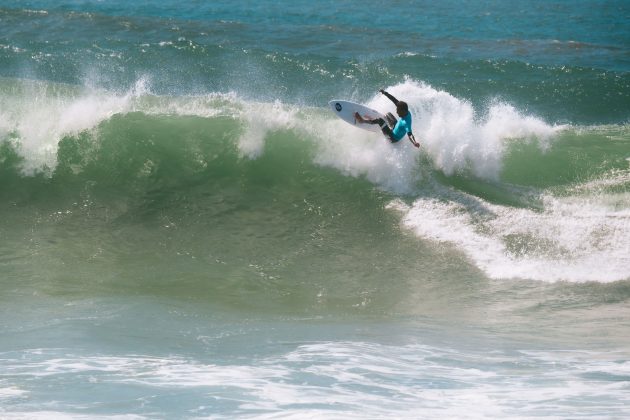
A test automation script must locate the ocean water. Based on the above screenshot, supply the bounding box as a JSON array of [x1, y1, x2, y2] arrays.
[[1, 0, 629, 418]]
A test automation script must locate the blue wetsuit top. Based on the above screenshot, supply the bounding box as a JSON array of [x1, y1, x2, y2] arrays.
[[391, 113, 412, 142]]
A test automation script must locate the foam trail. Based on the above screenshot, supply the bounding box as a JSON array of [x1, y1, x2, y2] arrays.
[[390, 183, 630, 282]]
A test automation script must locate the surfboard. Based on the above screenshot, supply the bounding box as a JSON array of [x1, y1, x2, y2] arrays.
[[328, 100, 385, 133]]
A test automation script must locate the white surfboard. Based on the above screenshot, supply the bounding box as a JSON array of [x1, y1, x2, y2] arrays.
[[328, 100, 385, 133]]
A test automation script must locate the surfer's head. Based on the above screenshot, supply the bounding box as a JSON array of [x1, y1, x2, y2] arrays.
[[396, 101, 409, 117]]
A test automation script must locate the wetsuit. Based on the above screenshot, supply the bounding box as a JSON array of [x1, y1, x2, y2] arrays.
[[367, 91, 413, 143]]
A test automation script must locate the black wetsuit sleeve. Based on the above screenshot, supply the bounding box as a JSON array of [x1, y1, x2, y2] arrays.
[[381, 90, 399, 105]]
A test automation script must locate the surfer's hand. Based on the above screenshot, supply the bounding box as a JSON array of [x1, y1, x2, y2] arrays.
[[379, 89, 385, 94]]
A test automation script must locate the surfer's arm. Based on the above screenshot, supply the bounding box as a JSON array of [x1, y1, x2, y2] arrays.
[[407, 132, 420, 148], [379, 89, 399, 105]]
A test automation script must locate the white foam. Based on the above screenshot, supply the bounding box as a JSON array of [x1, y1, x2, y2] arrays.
[[0, 413, 146, 420], [0, 77, 309, 173], [309, 79, 560, 193], [0, 78, 150, 174], [391, 183, 630, 282], [2, 344, 629, 418], [372, 80, 559, 178], [312, 117, 421, 194], [1, 76, 559, 185], [238, 99, 298, 159], [0, 386, 28, 400]]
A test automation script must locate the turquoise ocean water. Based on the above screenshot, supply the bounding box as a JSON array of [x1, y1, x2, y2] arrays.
[[1, 1, 630, 418]]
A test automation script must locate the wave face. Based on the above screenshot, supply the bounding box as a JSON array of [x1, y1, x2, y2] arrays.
[[1, 77, 628, 285]]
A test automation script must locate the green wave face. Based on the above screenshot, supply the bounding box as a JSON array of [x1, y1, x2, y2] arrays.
[[1, 76, 629, 301]]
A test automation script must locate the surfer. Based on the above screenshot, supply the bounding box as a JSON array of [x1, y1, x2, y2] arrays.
[[354, 89, 420, 148]]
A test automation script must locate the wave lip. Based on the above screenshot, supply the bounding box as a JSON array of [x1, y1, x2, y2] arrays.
[[0, 78, 152, 174]]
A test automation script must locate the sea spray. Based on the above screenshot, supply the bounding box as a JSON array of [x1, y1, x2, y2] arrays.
[[238, 99, 299, 159], [310, 80, 560, 193], [0, 78, 150, 174], [372, 80, 560, 179]]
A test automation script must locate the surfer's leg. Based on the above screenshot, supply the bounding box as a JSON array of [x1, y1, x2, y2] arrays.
[[368, 115, 396, 129], [367, 117, 397, 141], [380, 125, 396, 142], [385, 112, 397, 128], [355, 112, 384, 126], [354, 113, 396, 142], [373, 118, 396, 141]]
